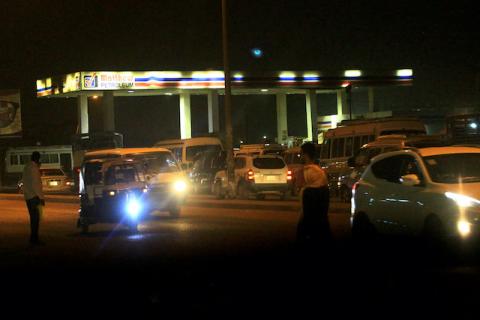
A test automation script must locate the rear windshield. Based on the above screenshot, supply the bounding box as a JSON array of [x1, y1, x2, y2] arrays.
[[40, 169, 64, 176], [253, 158, 285, 169]]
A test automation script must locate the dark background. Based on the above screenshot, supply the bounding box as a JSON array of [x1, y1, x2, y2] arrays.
[[0, 0, 478, 146]]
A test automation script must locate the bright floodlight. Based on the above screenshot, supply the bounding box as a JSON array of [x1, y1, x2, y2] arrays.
[[470, 123, 478, 129], [174, 180, 187, 192], [344, 70, 362, 77], [126, 198, 141, 219], [396, 69, 413, 77]]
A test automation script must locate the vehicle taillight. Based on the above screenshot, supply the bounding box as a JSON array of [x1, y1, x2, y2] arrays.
[[352, 182, 360, 194], [247, 169, 255, 181], [287, 170, 292, 180]]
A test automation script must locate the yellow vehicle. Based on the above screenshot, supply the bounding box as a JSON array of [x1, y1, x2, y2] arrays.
[[78, 148, 189, 233]]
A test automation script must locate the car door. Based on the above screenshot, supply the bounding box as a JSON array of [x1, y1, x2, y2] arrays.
[[388, 155, 427, 235], [368, 155, 405, 234]]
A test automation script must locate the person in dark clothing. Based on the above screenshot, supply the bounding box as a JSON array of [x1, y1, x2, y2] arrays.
[[22, 151, 45, 245], [296, 142, 332, 246]]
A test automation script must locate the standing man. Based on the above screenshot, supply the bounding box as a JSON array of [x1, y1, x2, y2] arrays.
[[296, 142, 331, 246], [22, 151, 45, 245]]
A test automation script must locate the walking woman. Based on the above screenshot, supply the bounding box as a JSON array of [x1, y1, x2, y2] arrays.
[[296, 142, 332, 246]]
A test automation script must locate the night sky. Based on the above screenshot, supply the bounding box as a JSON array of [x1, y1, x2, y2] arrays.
[[0, 0, 478, 146]]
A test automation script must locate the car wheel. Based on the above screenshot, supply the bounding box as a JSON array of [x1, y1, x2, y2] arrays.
[[351, 212, 377, 241], [237, 183, 249, 200]]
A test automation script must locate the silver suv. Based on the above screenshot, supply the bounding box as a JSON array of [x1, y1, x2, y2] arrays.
[[213, 155, 291, 200]]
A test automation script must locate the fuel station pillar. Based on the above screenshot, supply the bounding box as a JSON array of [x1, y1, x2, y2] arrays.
[[208, 91, 220, 133], [180, 93, 192, 139], [276, 93, 288, 145], [77, 94, 89, 134], [103, 91, 115, 132], [306, 89, 318, 143]]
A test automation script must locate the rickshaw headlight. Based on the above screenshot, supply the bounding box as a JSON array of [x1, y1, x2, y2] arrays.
[[173, 180, 187, 193], [126, 198, 141, 219]]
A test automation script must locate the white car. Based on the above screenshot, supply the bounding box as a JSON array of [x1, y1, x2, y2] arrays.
[[213, 155, 291, 200], [351, 146, 480, 241], [18, 168, 75, 193]]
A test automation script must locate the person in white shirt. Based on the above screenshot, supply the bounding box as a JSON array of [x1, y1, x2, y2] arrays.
[[22, 151, 45, 245], [296, 142, 332, 246]]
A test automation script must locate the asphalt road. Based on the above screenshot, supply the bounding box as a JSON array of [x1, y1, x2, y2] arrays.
[[1, 197, 480, 318]]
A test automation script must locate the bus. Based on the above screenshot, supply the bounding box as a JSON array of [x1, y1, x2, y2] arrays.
[[320, 117, 426, 195], [72, 132, 124, 170], [446, 112, 480, 145], [153, 137, 223, 169], [4, 145, 73, 185]]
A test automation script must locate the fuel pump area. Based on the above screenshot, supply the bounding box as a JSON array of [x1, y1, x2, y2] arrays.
[[36, 69, 413, 145]]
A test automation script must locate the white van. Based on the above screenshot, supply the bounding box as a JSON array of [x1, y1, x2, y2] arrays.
[[320, 117, 427, 197], [153, 137, 223, 169]]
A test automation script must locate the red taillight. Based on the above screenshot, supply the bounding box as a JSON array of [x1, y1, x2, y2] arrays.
[[287, 170, 292, 180], [247, 169, 254, 180], [352, 182, 360, 193]]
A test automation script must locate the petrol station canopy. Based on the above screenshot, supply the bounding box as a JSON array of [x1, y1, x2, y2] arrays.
[[36, 69, 413, 97]]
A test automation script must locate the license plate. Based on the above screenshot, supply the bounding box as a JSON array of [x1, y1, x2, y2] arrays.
[[49, 181, 59, 186], [265, 175, 279, 182]]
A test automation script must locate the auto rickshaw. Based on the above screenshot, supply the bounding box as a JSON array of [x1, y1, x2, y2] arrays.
[[77, 158, 150, 233]]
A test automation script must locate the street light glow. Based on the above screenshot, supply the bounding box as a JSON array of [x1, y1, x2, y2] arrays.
[[345, 70, 362, 77], [233, 73, 244, 80], [251, 48, 263, 58], [396, 69, 413, 77], [279, 72, 296, 80]]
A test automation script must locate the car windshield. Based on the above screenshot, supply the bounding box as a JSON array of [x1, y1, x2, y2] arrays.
[[253, 157, 286, 169], [186, 145, 221, 161], [424, 153, 480, 184], [84, 162, 103, 184], [105, 165, 139, 185], [132, 152, 179, 173], [40, 169, 64, 176]]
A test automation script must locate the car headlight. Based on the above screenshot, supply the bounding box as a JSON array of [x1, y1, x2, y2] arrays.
[[457, 220, 472, 237], [66, 181, 75, 186], [445, 192, 480, 208], [173, 180, 187, 192], [126, 197, 141, 219]]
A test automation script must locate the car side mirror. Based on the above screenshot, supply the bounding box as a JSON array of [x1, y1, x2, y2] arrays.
[[347, 156, 356, 168], [400, 174, 421, 187]]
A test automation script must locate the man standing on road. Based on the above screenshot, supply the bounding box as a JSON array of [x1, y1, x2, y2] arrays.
[[296, 142, 332, 246], [22, 151, 45, 245]]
